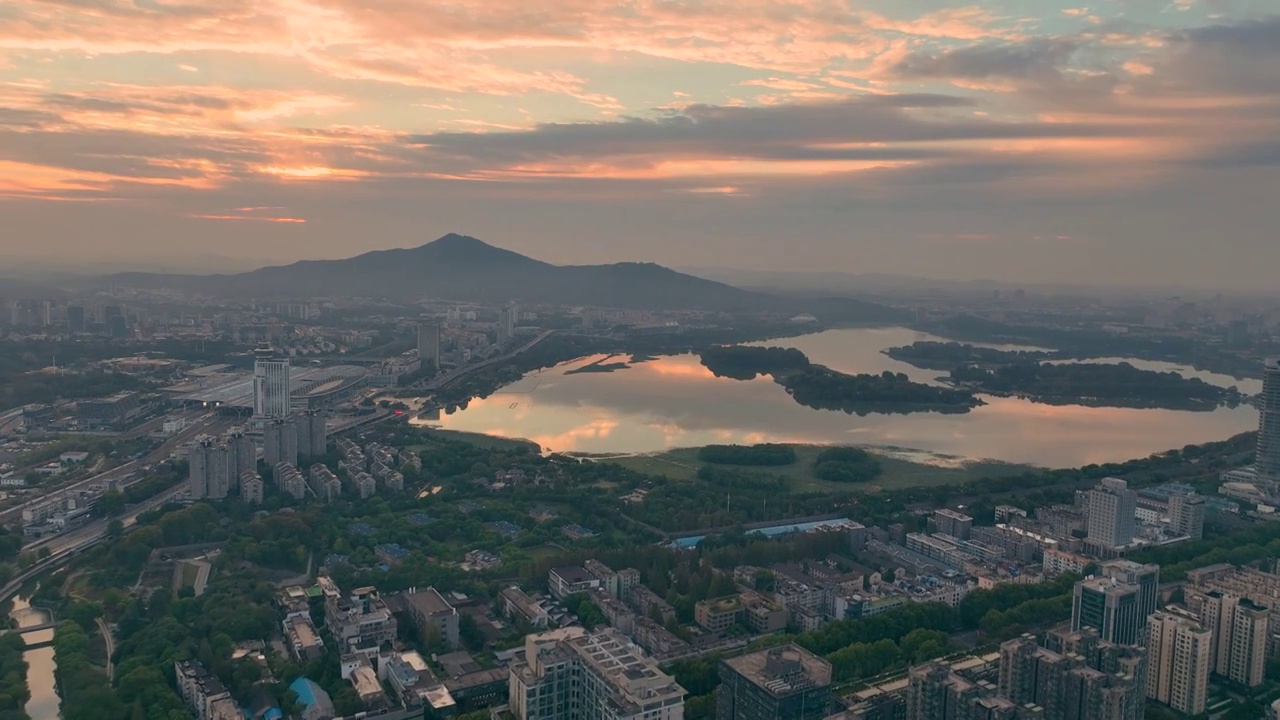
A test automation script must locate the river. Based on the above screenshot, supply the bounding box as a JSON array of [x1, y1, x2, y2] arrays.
[[416, 327, 1260, 467], [10, 595, 59, 720]]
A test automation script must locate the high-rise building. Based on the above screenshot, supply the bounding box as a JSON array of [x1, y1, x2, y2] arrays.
[[1146, 612, 1211, 715], [1101, 560, 1160, 621], [189, 431, 257, 500], [1168, 494, 1205, 540], [263, 418, 298, 468], [417, 321, 441, 370], [715, 645, 831, 720], [1072, 577, 1145, 646], [1086, 478, 1137, 549], [509, 628, 685, 720], [1258, 359, 1280, 480], [253, 344, 292, 418], [498, 306, 517, 345], [296, 410, 328, 457], [932, 509, 973, 541], [1228, 599, 1269, 687], [1191, 590, 1269, 687]]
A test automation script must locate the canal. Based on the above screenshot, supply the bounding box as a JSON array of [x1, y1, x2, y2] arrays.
[[10, 595, 60, 720]]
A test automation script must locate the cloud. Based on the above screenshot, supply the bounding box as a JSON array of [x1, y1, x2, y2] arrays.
[[890, 39, 1080, 83]]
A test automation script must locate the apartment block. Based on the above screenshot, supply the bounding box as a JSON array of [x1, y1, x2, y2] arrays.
[[509, 627, 686, 720]]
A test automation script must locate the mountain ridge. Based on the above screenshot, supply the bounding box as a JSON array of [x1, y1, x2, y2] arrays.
[[96, 234, 902, 320]]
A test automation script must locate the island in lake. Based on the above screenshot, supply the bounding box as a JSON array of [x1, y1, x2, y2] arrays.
[[884, 341, 1054, 370], [886, 341, 1243, 411], [699, 345, 984, 415], [949, 360, 1241, 411]]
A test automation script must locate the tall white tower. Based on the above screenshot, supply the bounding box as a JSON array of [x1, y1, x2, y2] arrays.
[[253, 343, 291, 418]]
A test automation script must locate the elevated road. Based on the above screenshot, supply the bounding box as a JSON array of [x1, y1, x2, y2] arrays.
[[0, 481, 187, 603], [2, 412, 224, 529], [418, 330, 557, 392]]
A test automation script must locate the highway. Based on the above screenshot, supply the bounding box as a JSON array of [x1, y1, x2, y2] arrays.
[[2, 411, 225, 529], [0, 479, 188, 603]]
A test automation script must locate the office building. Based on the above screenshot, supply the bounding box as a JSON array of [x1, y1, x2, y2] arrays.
[[418, 321, 441, 370], [1191, 590, 1269, 687], [1085, 478, 1137, 549], [405, 587, 459, 649], [1101, 561, 1159, 621], [1072, 577, 1144, 646], [716, 645, 831, 720], [263, 417, 298, 467], [1258, 359, 1280, 480], [1168, 493, 1205, 540], [296, 410, 328, 457], [932, 509, 973, 541], [253, 344, 292, 418], [509, 627, 686, 720], [1146, 612, 1211, 715]]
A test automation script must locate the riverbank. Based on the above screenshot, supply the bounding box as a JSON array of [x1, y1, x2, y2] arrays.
[[595, 443, 1033, 494]]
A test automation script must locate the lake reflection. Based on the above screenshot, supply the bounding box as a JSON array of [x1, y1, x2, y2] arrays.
[[423, 328, 1259, 468]]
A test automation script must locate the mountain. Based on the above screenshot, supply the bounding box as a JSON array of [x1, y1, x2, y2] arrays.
[[100, 234, 902, 319]]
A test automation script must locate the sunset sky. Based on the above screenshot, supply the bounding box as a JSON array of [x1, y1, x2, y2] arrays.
[[2, 0, 1278, 288]]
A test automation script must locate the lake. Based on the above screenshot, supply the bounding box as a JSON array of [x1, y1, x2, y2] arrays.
[[417, 327, 1260, 468]]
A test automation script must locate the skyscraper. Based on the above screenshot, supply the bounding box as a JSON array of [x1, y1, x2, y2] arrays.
[[1257, 359, 1280, 480], [716, 645, 832, 720], [1168, 494, 1205, 540], [1072, 577, 1145, 646], [253, 344, 291, 418], [296, 410, 328, 457], [1086, 478, 1137, 549], [263, 418, 298, 468], [1146, 612, 1211, 715], [1101, 560, 1160, 621], [417, 321, 441, 370], [498, 305, 517, 345]]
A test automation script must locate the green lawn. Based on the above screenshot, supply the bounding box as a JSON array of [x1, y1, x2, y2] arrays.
[[608, 444, 1033, 493]]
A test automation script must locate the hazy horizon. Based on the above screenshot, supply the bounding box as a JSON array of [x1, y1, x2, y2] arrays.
[[2, 2, 1278, 291]]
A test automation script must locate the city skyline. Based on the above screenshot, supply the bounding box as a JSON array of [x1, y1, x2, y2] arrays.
[[0, 2, 1278, 289]]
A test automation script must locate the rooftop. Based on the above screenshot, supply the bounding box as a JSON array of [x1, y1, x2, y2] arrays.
[[551, 565, 594, 584], [724, 644, 833, 696], [165, 365, 367, 408], [406, 587, 456, 617]]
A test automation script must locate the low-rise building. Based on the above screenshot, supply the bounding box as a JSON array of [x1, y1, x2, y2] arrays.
[[548, 565, 600, 599], [502, 586, 551, 629], [284, 616, 326, 663], [405, 586, 460, 649], [175, 659, 242, 720]]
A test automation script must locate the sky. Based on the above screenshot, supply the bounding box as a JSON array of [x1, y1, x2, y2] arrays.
[[1, 0, 1278, 289]]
